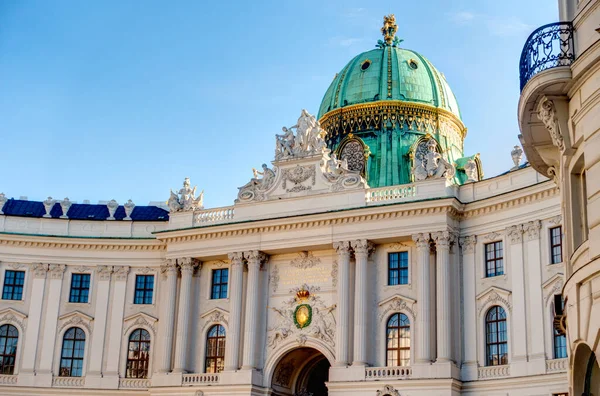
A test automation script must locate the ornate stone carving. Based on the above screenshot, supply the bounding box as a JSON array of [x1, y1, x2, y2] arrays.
[[477, 290, 512, 315], [237, 164, 277, 202], [511, 145, 523, 170], [201, 309, 229, 332], [7, 263, 24, 270], [228, 252, 244, 267], [331, 260, 338, 287], [537, 96, 565, 151], [411, 233, 430, 250], [178, 257, 200, 274], [113, 266, 130, 281], [281, 165, 316, 193], [267, 285, 336, 349], [106, 199, 118, 220], [270, 265, 280, 292], [58, 314, 92, 334], [547, 166, 559, 186], [273, 358, 295, 387], [43, 197, 54, 218], [432, 231, 455, 248], [464, 159, 478, 182], [49, 264, 66, 279], [0, 309, 26, 333], [96, 265, 112, 281], [31, 263, 48, 279], [0, 193, 7, 214], [544, 277, 565, 305], [123, 199, 135, 220], [506, 225, 523, 245], [376, 384, 400, 396], [123, 314, 157, 336], [379, 297, 416, 321], [60, 198, 72, 219], [485, 231, 501, 242], [460, 235, 477, 254], [333, 241, 351, 256], [412, 139, 456, 181], [340, 139, 366, 174], [275, 109, 328, 160], [523, 220, 542, 241], [161, 259, 178, 278], [550, 215, 562, 225], [195, 391, 204, 396], [351, 239, 375, 256], [290, 251, 321, 269], [168, 177, 204, 212], [388, 242, 409, 251]]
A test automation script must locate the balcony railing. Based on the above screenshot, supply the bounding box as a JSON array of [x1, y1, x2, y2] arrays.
[[182, 373, 220, 385], [365, 366, 412, 380], [519, 22, 574, 90], [478, 364, 510, 379]]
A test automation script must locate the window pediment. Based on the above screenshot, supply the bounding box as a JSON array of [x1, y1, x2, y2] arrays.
[[0, 307, 27, 332], [476, 286, 512, 315], [542, 273, 564, 305], [378, 294, 417, 321], [201, 308, 229, 331], [123, 312, 158, 336], [58, 310, 94, 334]]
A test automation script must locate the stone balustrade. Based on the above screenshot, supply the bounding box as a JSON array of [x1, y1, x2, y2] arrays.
[[182, 373, 220, 385], [118, 378, 151, 389], [194, 206, 235, 226], [52, 376, 84, 387], [0, 375, 17, 385], [546, 358, 568, 373], [365, 366, 412, 380], [478, 365, 510, 379], [366, 185, 417, 203]]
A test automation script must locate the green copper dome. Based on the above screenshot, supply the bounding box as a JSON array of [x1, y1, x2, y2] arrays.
[[316, 15, 479, 188], [317, 47, 461, 120]]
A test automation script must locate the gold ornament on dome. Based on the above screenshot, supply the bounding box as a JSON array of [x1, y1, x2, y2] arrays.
[[381, 14, 397, 45]]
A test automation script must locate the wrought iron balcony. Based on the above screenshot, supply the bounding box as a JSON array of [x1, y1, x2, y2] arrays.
[[519, 22, 574, 91]]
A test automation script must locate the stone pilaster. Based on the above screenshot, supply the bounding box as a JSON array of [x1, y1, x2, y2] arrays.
[[173, 258, 200, 373], [433, 231, 454, 363], [242, 250, 268, 370], [506, 225, 528, 367], [87, 266, 112, 379], [460, 236, 478, 380], [157, 259, 178, 373], [105, 265, 129, 381], [351, 239, 374, 366], [224, 252, 244, 371], [412, 233, 433, 363], [333, 241, 351, 366], [38, 264, 66, 377]]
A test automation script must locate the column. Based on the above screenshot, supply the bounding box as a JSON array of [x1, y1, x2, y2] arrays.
[[460, 236, 478, 380], [87, 266, 112, 376], [224, 252, 244, 371], [105, 266, 129, 377], [20, 264, 47, 374], [173, 258, 199, 373], [242, 251, 267, 369], [39, 264, 66, 373], [157, 259, 178, 373], [352, 239, 373, 366], [506, 225, 528, 363], [523, 221, 546, 367], [433, 231, 453, 363], [333, 241, 351, 366], [412, 233, 432, 363]]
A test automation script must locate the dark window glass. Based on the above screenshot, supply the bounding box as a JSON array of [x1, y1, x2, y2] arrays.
[[211, 269, 229, 300], [126, 329, 150, 378], [205, 324, 226, 373], [485, 242, 504, 277], [550, 226, 563, 264], [69, 274, 91, 303], [2, 271, 24, 301], [134, 275, 154, 304], [388, 252, 409, 286], [485, 306, 508, 366], [59, 327, 86, 377], [554, 295, 567, 359], [0, 324, 18, 374], [386, 313, 410, 367]]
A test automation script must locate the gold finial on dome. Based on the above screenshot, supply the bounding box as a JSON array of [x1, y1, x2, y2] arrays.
[[381, 14, 397, 45]]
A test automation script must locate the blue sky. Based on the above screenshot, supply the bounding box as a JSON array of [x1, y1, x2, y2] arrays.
[[0, 1, 558, 208]]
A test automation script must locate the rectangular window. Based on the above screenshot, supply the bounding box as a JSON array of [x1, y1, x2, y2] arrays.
[[134, 275, 154, 304], [485, 241, 504, 277], [211, 269, 229, 299], [69, 273, 91, 303], [554, 295, 567, 359], [2, 270, 25, 300], [388, 252, 409, 285], [550, 226, 563, 264]]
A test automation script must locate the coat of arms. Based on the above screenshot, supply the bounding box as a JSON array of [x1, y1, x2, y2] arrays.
[[293, 289, 312, 329]]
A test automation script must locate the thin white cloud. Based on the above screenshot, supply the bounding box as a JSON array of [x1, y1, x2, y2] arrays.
[[448, 11, 532, 37]]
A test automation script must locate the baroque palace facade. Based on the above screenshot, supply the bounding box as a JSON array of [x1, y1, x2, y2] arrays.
[[0, 6, 596, 395]]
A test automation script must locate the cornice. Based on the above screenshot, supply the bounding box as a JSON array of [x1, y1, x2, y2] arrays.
[[0, 234, 165, 251]]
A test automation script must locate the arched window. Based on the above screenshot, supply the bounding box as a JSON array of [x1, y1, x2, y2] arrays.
[[485, 306, 508, 366], [59, 327, 85, 377], [0, 324, 18, 374], [205, 325, 226, 373], [386, 313, 410, 367], [126, 329, 150, 378]]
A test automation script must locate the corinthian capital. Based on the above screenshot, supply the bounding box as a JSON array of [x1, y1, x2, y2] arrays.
[[244, 250, 268, 268], [351, 240, 375, 256], [333, 241, 351, 255], [432, 231, 455, 249], [49, 264, 66, 280], [505, 225, 524, 245], [178, 257, 200, 274], [411, 233, 430, 250], [459, 236, 477, 254], [523, 220, 542, 241], [161, 259, 179, 276], [227, 252, 244, 267], [31, 263, 48, 279], [113, 265, 130, 281]]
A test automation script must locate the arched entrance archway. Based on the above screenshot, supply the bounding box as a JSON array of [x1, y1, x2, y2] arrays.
[[572, 342, 600, 395], [270, 347, 331, 396]]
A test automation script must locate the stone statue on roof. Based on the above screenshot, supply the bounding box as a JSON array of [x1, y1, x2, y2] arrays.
[[275, 110, 328, 160], [168, 177, 204, 212], [412, 138, 455, 181]]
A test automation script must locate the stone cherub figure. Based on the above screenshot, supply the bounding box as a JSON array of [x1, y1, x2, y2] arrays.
[[252, 163, 276, 191], [168, 177, 204, 212], [412, 139, 455, 181]]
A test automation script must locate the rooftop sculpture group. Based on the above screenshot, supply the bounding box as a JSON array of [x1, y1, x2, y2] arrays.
[[412, 138, 456, 181], [168, 177, 204, 212], [275, 109, 329, 160]]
